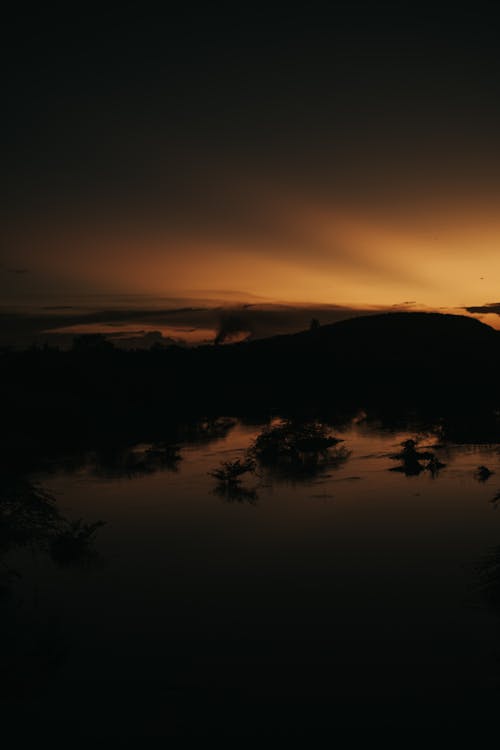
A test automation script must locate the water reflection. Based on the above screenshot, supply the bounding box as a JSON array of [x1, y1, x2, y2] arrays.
[[0, 475, 104, 568], [212, 482, 259, 505], [209, 458, 259, 504], [0, 477, 61, 557], [248, 419, 351, 482], [389, 438, 447, 477], [0, 474, 105, 702], [476, 545, 500, 613], [3, 410, 500, 737], [91, 443, 182, 479], [490, 490, 500, 510], [49, 519, 106, 566], [180, 416, 236, 445], [474, 465, 495, 483]]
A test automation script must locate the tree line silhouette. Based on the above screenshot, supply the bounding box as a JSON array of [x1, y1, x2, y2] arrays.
[[3, 313, 500, 450]]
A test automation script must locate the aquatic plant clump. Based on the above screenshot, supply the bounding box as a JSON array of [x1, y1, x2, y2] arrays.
[[389, 438, 447, 477], [474, 465, 494, 482], [0, 475, 105, 565], [250, 421, 342, 463], [209, 458, 256, 483], [247, 420, 350, 480]]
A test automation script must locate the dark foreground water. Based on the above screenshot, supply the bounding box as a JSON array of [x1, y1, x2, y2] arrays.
[[3, 415, 500, 739]]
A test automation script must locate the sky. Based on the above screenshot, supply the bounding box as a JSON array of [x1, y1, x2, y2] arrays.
[[3, 5, 500, 345]]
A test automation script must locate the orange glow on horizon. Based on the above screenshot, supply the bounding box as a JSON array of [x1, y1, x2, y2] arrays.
[[4, 183, 500, 331]]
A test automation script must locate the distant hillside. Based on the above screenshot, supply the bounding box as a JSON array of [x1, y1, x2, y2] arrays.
[[246, 312, 498, 356], [209, 311, 500, 407], [2, 312, 500, 441]]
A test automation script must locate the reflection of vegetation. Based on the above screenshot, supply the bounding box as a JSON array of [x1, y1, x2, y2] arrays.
[[490, 490, 500, 510], [209, 458, 255, 483], [0, 474, 105, 695], [145, 444, 182, 468], [475, 465, 494, 483], [476, 546, 500, 612], [0, 477, 62, 554], [0, 475, 105, 568], [50, 519, 106, 566], [249, 421, 350, 481], [75, 419, 238, 480], [389, 439, 446, 477], [93, 443, 182, 479], [0, 417, 238, 486], [252, 421, 342, 461], [209, 458, 258, 504], [181, 417, 236, 445], [425, 454, 447, 478], [212, 482, 258, 505]]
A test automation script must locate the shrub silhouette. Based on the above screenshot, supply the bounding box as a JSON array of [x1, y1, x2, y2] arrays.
[[209, 458, 258, 503], [250, 420, 349, 480], [0, 475, 104, 565], [209, 458, 255, 483], [389, 438, 446, 477]]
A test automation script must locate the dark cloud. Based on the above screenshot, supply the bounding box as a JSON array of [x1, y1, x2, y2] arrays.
[[0, 302, 384, 349], [465, 303, 500, 316], [42, 305, 75, 310], [214, 312, 252, 345]]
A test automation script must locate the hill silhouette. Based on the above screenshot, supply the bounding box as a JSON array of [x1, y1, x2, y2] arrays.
[[210, 311, 500, 407], [2, 312, 500, 445], [245, 311, 498, 358]]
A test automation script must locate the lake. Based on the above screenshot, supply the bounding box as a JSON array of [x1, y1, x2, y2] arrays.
[[3, 414, 500, 739]]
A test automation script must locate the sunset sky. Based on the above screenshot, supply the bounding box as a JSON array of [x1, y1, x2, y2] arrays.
[[3, 6, 500, 343]]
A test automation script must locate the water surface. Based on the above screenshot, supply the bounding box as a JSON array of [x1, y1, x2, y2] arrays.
[[3, 416, 500, 738]]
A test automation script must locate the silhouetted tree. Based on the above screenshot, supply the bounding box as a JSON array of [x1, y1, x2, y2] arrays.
[[72, 333, 114, 352]]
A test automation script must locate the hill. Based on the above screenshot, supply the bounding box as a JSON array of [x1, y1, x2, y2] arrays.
[[246, 311, 498, 355], [2, 312, 500, 444], [205, 312, 499, 407]]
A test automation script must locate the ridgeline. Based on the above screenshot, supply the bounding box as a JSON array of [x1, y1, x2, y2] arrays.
[[2, 312, 500, 444]]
